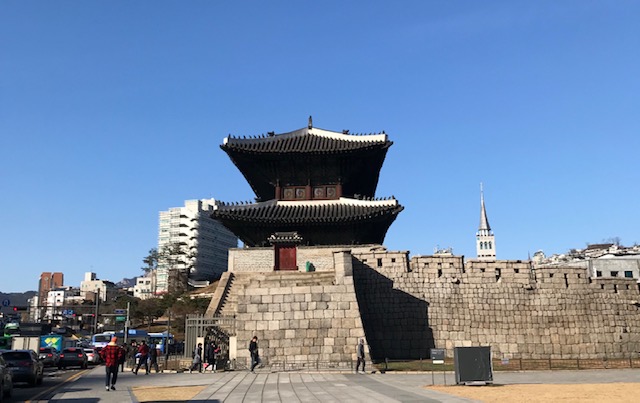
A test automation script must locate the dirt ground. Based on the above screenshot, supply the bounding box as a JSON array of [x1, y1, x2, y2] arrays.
[[427, 383, 640, 403], [131, 385, 207, 402]]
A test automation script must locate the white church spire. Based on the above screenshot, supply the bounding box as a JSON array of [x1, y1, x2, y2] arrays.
[[479, 182, 491, 231], [476, 183, 496, 261]]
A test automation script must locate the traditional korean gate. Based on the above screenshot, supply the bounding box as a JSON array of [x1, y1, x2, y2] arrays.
[[275, 244, 297, 270]]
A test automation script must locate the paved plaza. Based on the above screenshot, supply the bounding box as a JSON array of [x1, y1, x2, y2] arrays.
[[43, 366, 640, 403]]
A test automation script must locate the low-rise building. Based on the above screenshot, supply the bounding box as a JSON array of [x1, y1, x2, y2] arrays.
[[133, 271, 157, 300], [79, 272, 115, 302]]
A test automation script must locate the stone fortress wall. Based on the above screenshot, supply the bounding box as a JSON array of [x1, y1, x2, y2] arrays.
[[223, 245, 640, 363], [350, 248, 640, 360], [228, 247, 371, 366]]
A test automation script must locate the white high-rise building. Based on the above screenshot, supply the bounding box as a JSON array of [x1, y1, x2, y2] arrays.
[[156, 199, 238, 294]]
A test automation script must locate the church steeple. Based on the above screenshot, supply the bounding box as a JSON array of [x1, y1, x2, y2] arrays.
[[476, 183, 496, 261]]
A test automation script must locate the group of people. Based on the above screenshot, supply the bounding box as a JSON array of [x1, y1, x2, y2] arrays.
[[99, 337, 163, 391], [189, 340, 222, 373], [99, 334, 367, 390]]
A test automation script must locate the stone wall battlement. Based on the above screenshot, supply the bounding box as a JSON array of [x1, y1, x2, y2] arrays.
[[351, 249, 640, 360]]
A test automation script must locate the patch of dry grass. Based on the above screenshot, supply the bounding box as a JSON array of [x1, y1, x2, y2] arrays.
[[131, 385, 207, 402], [426, 383, 640, 403]]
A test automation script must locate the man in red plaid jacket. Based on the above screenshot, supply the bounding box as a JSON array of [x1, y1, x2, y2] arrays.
[[99, 337, 125, 391]]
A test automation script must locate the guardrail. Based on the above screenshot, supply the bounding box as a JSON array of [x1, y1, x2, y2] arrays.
[[376, 356, 640, 372]]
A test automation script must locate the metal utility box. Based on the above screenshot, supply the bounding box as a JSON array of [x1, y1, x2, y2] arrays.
[[454, 346, 493, 385]]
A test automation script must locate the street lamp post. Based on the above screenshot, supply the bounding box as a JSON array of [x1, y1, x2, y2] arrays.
[[93, 288, 100, 334], [124, 301, 130, 344]]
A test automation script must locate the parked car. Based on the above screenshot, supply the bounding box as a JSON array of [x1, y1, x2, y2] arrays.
[[0, 350, 43, 386], [83, 348, 100, 365], [0, 353, 13, 401], [38, 347, 60, 367], [58, 347, 88, 369]]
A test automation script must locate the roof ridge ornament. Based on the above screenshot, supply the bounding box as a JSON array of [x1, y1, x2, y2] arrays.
[[308, 115, 313, 129]]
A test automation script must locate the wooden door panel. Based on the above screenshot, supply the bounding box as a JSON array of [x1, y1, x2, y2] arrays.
[[276, 245, 297, 270]]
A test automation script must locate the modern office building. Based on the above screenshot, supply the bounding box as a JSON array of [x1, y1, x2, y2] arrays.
[[156, 199, 238, 294]]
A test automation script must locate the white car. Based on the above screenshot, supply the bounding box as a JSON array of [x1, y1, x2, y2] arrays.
[[83, 348, 100, 365]]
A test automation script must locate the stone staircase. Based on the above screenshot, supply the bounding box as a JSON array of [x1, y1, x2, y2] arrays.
[[217, 273, 253, 317]]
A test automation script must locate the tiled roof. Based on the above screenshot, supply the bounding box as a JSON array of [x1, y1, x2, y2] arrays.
[[212, 197, 403, 224], [221, 127, 391, 154]]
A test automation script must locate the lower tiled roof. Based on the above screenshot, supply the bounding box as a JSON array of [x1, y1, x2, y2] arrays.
[[211, 197, 403, 246], [212, 198, 403, 224]]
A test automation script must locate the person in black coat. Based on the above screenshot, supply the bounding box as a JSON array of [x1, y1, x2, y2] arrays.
[[249, 336, 259, 372]]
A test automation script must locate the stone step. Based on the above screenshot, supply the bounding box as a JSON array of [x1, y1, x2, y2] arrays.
[[246, 272, 336, 287], [217, 271, 336, 317]]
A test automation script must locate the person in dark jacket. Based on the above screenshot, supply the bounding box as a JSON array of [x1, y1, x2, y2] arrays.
[[249, 336, 260, 373], [204, 341, 214, 371], [149, 344, 159, 373], [134, 340, 150, 375], [99, 337, 125, 391], [355, 338, 366, 373]]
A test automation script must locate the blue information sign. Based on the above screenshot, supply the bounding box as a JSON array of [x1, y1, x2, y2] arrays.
[[1, 299, 10, 307]]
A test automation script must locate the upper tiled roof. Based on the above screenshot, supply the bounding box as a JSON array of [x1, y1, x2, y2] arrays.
[[222, 127, 391, 154]]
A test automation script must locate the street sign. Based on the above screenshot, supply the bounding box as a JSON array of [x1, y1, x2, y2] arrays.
[[115, 316, 126, 322], [431, 348, 445, 365], [114, 309, 127, 315], [62, 309, 74, 316], [1, 299, 10, 307]]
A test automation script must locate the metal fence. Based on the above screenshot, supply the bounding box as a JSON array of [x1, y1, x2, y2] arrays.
[[184, 314, 236, 361], [378, 356, 640, 372]]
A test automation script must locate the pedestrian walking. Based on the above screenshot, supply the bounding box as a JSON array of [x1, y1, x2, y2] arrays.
[[190, 343, 203, 373], [119, 342, 127, 372], [204, 341, 213, 372], [356, 338, 366, 373], [149, 344, 159, 373], [134, 340, 150, 375], [128, 341, 138, 371], [213, 344, 221, 372], [249, 336, 260, 373], [99, 336, 125, 391]]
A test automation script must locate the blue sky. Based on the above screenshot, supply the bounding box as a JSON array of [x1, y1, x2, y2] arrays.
[[1, 1, 638, 293]]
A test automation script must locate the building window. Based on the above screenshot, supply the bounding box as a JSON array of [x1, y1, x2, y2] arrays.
[[596, 271, 602, 277], [624, 271, 633, 278], [377, 258, 382, 267], [611, 271, 619, 277]]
